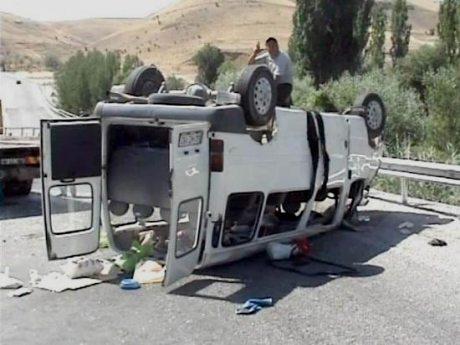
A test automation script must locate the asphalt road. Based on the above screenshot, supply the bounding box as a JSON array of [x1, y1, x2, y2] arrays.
[[0, 72, 57, 132], [1, 71, 459, 344], [1, 192, 459, 345]]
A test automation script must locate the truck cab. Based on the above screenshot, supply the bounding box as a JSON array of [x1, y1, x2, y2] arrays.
[[40, 65, 385, 286]]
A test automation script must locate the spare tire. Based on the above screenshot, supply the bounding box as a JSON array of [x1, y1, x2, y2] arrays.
[[235, 65, 277, 126], [148, 94, 206, 106], [354, 92, 386, 139], [124, 65, 165, 97]]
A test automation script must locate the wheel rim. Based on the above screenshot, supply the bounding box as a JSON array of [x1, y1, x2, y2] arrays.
[[366, 100, 383, 130], [253, 77, 272, 116]]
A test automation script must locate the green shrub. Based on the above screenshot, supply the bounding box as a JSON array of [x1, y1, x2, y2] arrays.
[[373, 143, 460, 205], [114, 54, 143, 84], [217, 60, 238, 76], [56, 50, 143, 114], [424, 64, 460, 150], [397, 45, 449, 102], [44, 54, 62, 71], [166, 75, 187, 90], [215, 68, 241, 92], [291, 74, 318, 109], [322, 69, 426, 150], [193, 44, 225, 86]]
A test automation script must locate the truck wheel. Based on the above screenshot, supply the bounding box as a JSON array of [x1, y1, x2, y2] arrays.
[[4, 180, 33, 196], [124, 65, 165, 97], [354, 92, 386, 139], [235, 65, 277, 126]]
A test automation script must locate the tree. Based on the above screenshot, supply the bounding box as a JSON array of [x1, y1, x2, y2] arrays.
[[193, 44, 225, 86], [390, 0, 411, 66], [114, 54, 143, 84], [55, 50, 125, 114], [368, 6, 387, 69], [290, 0, 374, 86], [166, 75, 187, 90], [425, 64, 460, 150], [438, 0, 459, 61], [457, 1, 460, 57], [397, 44, 448, 112]]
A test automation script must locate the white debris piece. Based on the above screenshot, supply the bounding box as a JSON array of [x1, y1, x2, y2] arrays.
[[60, 257, 104, 279], [93, 260, 121, 282], [358, 215, 370, 223], [8, 287, 33, 298], [398, 221, 414, 230], [0, 267, 23, 289], [266, 242, 295, 261], [30, 271, 101, 293], [133, 260, 165, 284]]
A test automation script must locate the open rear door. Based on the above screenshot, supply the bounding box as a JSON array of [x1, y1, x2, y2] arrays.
[[163, 122, 210, 286], [41, 119, 101, 260]]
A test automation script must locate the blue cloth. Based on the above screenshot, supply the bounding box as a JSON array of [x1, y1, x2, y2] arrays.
[[120, 278, 140, 290], [236, 297, 273, 315]]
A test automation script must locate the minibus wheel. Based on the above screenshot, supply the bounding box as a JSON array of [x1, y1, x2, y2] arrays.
[[124, 65, 165, 97], [235, 65, 277, 126], [354, 92, 386, 139]]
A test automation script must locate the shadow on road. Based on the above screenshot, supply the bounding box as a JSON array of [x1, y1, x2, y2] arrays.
[[0, 191, 91, 220], [169, 210, 453, 304]]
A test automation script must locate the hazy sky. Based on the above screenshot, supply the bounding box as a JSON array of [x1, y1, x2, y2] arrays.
[[0, 0, 177, 21]]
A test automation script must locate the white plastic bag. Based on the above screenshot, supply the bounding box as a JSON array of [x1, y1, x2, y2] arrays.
[[133, 260, 164, 284], [266, 242, 295, 261], [60, 257, 103, 279]]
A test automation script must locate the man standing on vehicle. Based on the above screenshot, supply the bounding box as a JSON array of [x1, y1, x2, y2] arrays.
[[248, 37, 294, 107]]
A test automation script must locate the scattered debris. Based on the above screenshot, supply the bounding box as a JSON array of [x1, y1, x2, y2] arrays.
[[8, 287, 33, 298], [133, 260, 165, 284], [94, 260, 121, 282], [398, 221, 414, 230], [266, 242, 295, 261], [120, 278, 141, 290], [398, 221, 415, 234], [399, 228, 412, 235], [428, 238, 447, 247], [236, 297, 273, 315], [0, 267, 23, 289], [114, 240, 154, 273], [61, 257, 103, 279], [358, 215, 370, 223], [30, 271, 101, 293]]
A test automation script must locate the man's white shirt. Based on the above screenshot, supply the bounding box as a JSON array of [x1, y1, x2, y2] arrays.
[[255, 51, 294, 85]]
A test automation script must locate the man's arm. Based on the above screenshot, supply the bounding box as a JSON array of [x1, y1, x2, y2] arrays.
[[248, 51, 258, 65], [248, 41, 262, 65]]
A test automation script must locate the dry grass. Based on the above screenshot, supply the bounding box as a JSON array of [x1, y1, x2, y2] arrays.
[[1, 0, 440, 78]]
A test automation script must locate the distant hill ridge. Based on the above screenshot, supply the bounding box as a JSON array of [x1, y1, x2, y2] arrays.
[[0, 0, 439, 78]]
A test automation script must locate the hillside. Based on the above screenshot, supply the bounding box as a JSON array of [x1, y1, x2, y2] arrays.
[[1, 0, 440, 78], [0, 12, 84, 69]]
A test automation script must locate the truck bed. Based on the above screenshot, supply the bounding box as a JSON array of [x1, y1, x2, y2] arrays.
[[0, 137, 39, 150]]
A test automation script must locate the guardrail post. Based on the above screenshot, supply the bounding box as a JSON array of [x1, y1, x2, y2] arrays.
[[401, 177, 408, 204]]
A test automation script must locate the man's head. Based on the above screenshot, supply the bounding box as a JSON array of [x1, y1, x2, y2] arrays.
[[265, 37, 279, 57]]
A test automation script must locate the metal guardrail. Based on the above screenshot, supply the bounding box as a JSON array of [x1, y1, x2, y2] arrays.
[[0, 127, 40, 137], [379, 157, 460, 204], [38, 84, 76, 118]]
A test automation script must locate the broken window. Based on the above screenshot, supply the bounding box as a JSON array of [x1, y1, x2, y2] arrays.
[[49, 184, 93, 234], [258, 190, 308, 237], [222, 192, 264, 247], [176, 198, 202, 257]]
